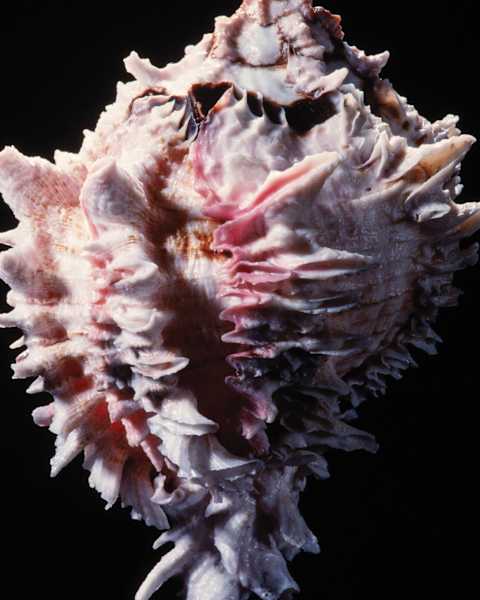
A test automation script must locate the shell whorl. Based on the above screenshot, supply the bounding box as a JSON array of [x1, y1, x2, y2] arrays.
[[0, 1, 478, 599]]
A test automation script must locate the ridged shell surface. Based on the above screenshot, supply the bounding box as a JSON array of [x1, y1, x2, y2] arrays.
[[0, 2, 478, 599]]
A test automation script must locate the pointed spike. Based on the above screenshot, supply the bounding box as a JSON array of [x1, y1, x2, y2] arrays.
[[0, 312, 16, 328], [9, 335, 25, 350], [0, 229, 18, 247], [50, 431, 86, 477], [446, 205, 480, 240], [136, 537, 195, 600], [27, 376, 45, 395]]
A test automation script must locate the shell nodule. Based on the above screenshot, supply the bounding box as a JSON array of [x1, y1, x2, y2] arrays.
[[0, 1, 478, 599]]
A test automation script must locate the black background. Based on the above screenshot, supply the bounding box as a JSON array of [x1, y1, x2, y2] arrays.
[[0, 1, 476, 599]]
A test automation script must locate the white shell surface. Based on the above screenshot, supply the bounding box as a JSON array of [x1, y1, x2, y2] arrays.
[[0, 2, 478, 599]]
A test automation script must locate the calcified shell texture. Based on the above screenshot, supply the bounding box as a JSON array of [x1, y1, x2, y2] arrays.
[[1, 1, 479, 599]]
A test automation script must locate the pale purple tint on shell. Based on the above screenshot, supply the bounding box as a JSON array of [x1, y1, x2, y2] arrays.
[[0, 1, 478, 599]]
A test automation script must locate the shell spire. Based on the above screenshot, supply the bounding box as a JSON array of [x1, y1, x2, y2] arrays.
[[1, 1, 479, 599]]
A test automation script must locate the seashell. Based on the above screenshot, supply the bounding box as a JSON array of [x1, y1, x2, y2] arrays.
[[0, 1, 478, 598]]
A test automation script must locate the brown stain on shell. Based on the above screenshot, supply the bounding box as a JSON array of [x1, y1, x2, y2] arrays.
[[169, 223, 230, 262], [372, 85, 403, 122]]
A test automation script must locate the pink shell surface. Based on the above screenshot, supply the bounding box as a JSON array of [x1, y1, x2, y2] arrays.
[[0, 2, 478, 599]]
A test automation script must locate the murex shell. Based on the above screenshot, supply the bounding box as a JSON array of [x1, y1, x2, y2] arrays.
[[0, 1, 478, 599]]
